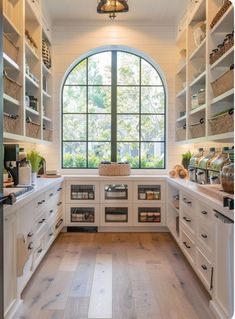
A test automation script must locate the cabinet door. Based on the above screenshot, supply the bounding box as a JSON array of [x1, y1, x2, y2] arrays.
[[100, 181, 132, 203], [66, 181, 99, 203], [133, 181, 165, 203], [65, 204, 99, 227], [133, 203, 165, 226], [4, 213, 17, 315]]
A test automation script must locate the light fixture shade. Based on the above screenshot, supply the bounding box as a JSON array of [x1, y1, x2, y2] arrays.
[[97, 0, 129, 17]]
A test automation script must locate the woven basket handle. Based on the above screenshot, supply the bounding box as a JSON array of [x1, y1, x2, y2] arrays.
[[4, 112, 19, 120], [3, 71, 22, 87]]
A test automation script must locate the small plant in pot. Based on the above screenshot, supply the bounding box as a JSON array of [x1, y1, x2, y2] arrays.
[[27, 150, 42, 185], [181, 151, 193, 170]]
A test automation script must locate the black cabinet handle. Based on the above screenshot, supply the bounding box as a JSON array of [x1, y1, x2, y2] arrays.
[[183, 198, 192, 205], [55, 219, 63, 229], [49, 233, 53, 237], [49, 193, 54, 197], [37, 201, 43, 205], [42, 200, 45, 203], [49, 210, 54, 214], [183, 241, 191, 249], [201, 210, 208, 215], [37, 248, 43, 254], [201, 233, 208, 239], [27, 232, 33, 238], [57, 187, 62, 191], [38, 218, 46, 224], [28, 242, 33, 250], [183, 216, 191, 223], [57, 202, 62, 206], [201, 264, 207, 271]]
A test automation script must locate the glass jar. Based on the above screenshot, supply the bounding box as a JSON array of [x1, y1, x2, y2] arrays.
[[221, 152, 234, 194]]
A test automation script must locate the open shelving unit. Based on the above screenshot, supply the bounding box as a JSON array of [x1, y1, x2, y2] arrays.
[[175, 0, 234, 144]]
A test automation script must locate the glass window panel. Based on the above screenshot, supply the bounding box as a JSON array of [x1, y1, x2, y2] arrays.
[[88, 114, 111, 141], [117, 52, 140, 85], [63, 86, 86, 113], [117, 142, 140, 168], [141, 142, 165, 168], [88, 86, 111, 113], [141, 115, 165, 141], [65, 59, 87, 85], [117, 115, 139, 141], [63, 114, 86, 141], [88, 52, 111, 85], [88, 142, 111, 168], [63, 142, 86, 168], [117, 86, 139, 113], [141, 87, 165, 113], [141, 59, 162, 85]]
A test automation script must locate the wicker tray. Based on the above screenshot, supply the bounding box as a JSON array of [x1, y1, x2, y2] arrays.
[[4, 72, 21, 100], [26, 121, 41, 139], [43, 128, 52, 141], [189, 122, 205, 139], [209, 110, 234, 135], [211, 68, 234, 97], [4, 113, 19, 134], [3, 33, 19, 62], [210, 0, 232, 29], [210, 37, 234, 65], [99, 162, 131, 176], [176, 127, 186, 141]]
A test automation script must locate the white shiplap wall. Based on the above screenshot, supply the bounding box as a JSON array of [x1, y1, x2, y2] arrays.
[[37, 21, 190, 174]]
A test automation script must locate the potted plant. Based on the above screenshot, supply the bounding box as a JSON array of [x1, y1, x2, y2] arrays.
[[181, 151, 193, 170], [27, 150, 42, 185]]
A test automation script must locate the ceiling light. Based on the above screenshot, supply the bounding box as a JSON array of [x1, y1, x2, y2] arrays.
[[97, 0, 129, 20]]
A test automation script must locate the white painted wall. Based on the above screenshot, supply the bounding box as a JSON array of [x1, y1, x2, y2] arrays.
[[37, 21, 190, 174]]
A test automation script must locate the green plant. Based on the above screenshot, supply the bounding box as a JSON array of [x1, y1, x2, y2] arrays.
[[27, 151, 42, 173], [181, 151, 193, 169]]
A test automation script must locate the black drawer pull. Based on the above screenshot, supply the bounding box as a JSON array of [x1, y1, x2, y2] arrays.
[[37, 201, 43, 205], [57, 202, 62, 206], [201, 264, 207, 271], [28, 242, 33, 250], [183, 216, 191, 223], [27, 232, 33, 238], [42, 200, 45, 203], [49, 210, 54, 213], [183, 198, 192, 205], [55, 219, 63, 229], [201, 210, 208, 215], [183, 241, 191, 249], [57, 187, 62, 191], [49, 193, 54, 197], [201, 233, 208, 239], [49, 233, 53, 237], [38, 218, 46, 224], [37, 248, 43, 254]]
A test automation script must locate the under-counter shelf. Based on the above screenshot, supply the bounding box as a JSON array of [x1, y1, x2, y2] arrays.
[[66, 181, 99, 203], [100, 204, 132, 226], [101, 182, 132, 203], [66, 204, 99, 226], [133, 182, 164, 202]]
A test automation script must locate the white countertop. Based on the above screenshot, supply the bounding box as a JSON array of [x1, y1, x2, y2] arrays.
[[62, 174, 168, 180]]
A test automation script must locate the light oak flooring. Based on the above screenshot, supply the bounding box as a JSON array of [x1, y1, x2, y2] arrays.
[[14, 232, 216, 319]]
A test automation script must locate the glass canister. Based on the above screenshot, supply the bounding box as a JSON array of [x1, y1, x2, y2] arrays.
[[221, 150, 234, 194], [197, 148, 217, 184], [208, 147, 230, 184], [188, 148, 204, 182]]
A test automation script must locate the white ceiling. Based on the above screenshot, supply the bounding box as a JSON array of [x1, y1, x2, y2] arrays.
[[44, 0, 188, 25]]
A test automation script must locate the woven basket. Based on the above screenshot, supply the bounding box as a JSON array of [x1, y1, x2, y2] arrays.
[[209, 110, 234, 135], [42, 39, 51, 69], [99, 162, 131, 176], [210, 37, 234, 65], [3, 33, 19, 62], [210, 0, 232, 29], [43, 128, 52, 141], [211, 68, 234, 97], [189, 122, 205, 139], [26, 121, 41, 139], [3, 113, 19, 134], [176, 127, 186, 141], [4, 72, 21, 100]]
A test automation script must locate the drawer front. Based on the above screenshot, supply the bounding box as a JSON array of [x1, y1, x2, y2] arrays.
[[198, 203, 213, 223], [180, 191, 194, 212], [46, 183, 63, 205], [34, 212, 46, 236], [197, 222, 213, 254], [196, 248, 213, 292], [180, 226, 195, 265], [180, 209, 195, 235], [33, 193, 46, 215]]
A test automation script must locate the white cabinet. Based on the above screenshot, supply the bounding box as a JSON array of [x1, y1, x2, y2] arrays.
[[133, 203, 164, 227], [100, 203, 132, 227], [66, 204, 99, 227], [4, 213, 17, 317], [100, 181, 132, 203], [133, 181, 164, 203], [66, 181, 99, 204]]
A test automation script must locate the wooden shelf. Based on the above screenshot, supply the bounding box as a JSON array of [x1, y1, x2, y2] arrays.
[[210, 47, 234, 70], [176, 87, 187, 98], [211, 5, 234, 35], [176, 131, 234, 145], [25, 74, 40, 89], [190, 104, 206, 115], [4, 132, 52, 145], [211, 89, 234, 105], [42, 63, 52, 76], [189, 38, 206, 60], [3, 53, 20, 71], [43, 90, 51, 99], [25, 41, 39, 60], [189, 71, 206, 87], [3, 94, 20, 107], [188, 0, 206, 25], [176, 63, 186, 76], [25, 106, 40, 116], [3, 13, 21, 36]]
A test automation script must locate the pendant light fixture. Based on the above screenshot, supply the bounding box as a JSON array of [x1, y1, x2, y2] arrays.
[[97, 0, 129, 20]]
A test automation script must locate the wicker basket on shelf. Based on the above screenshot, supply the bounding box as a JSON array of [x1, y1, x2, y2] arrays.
[[211, 68, 234, 97], [176, 127, 186, 141], [99, 162, 131, 176], [43, 128, 53, 141], [4, 72, 21, 100], [3, 113, 19, 134], [26, 120, 41, 139], [210, 0, 232, 29], [209, 110, 234, 135], [189, 119, 205, 139], [3, 33, 19, 62], [210, 36, 234, 65]]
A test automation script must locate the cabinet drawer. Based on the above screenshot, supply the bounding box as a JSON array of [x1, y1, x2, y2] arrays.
[[66, 181, 99, 203], [33, 193, 46, 215], [196, 248, 213, 292], [197, 222, 213, 254], [66, 204, 99, 226], [180, 191, 194, 212], [180, 209, 195, 235], [46, 183, 63, 203], [198, 203, 213, 223], [180, 226, 195, 266]]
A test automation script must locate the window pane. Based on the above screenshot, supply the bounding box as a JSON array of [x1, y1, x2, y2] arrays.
[[88, 52, 111, 85], [141, 143, 165, 168], [117, 86, 139, 113], [63, 115, 86, 141], [63, 142, 86, 168], [117, 142, 139, 168], [117, 52, 140, 85], [141, 59, 162, 85], [88, 114, 111, 141], [141, 87, 165, 113], [65, 59, 87, 85], [117, 115, 139, 141], [63, 86, 86, 113], [88, 86, 111, 113], [88, 142, 111, 168], [141, 115, 164, 141]]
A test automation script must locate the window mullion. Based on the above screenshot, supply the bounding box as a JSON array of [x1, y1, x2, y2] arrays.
[[111, 51, 117, 162]]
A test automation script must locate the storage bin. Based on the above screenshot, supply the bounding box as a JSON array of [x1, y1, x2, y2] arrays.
[[99, 162, 131, 176], [210, 35, 234, 65], [4, 112, 19, 134], [26, 121, 41, 139], [3, 33, 19, 62], [211, 68, 233, 97], [210, 0, 232, 29], [176, 127, 186, 141], [43, 128, 52, 141], [209, 110, 234, 135], [189, 120, 205, 139], [4, 72, 21, 100]]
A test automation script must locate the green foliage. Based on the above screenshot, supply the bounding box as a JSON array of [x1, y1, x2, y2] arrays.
[[181, 151, 193, 169], [27, 151, 42, 172]]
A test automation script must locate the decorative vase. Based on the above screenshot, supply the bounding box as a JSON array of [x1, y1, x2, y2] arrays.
[[31, 172, 37, 186]]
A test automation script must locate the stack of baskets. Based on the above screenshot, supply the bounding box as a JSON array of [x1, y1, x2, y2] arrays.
[[211, 66, 234, 97], [4, 72, 21, 100], [4, 113, 19, 134], [99, 162, 131, 176], [210, 32, 234, 65], [3, 33, 19, 62], [209, 109, 234, 135], [42, 39, 51, 69]]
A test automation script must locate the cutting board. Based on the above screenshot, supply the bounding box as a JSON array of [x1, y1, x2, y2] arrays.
[[197, 184, 234, 201]]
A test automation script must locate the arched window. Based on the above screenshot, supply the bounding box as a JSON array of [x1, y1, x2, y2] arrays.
[[62, 49, 166, 169]]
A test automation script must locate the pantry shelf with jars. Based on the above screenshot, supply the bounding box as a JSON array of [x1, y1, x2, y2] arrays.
[[3, 0, 53, 144], [175, 0, 234, 144]]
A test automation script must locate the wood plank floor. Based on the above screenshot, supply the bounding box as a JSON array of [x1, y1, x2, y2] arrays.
[[14, 233, 216, 319]]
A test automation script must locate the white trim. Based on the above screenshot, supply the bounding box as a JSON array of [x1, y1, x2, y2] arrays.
[[59, 45, 169, 173]]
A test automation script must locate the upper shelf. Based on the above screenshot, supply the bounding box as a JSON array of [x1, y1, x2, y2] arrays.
[[189, 38, 206, 60], [3, 13, 21, 36], [3, 53, 20, 71], [210, 46, 234, 70], [188, 0, 206, 25], [25, 42, 40, 61], [211, 5, 234, 35]]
